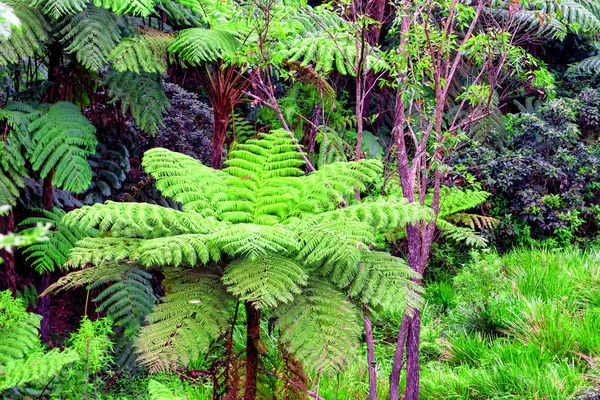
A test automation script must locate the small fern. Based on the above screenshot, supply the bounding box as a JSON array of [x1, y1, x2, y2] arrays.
[[148, 379, 185, 400]]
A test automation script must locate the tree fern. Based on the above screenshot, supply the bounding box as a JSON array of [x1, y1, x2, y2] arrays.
[[148, 379, 185, 400], [109, 28, 174, 73], [27, 102, 97, 193], [567, 54, 600, 75], [59, 6, 121, 71], [0, 0, 50, 65], [59, 129, 426, 374], [19, 207, 97, 273], [0, 133, 27, 206], [104, 71, 170, 134]]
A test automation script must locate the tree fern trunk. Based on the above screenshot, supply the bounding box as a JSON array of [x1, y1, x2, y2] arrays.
[[244, 301, 261, 400], [211, 111, 229, 169], [0, 209, 17, 296], [404, 311, 422, 400]]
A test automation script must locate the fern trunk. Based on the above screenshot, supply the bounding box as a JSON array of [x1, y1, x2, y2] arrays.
[[211, 109, 229, 169], [0, 209, 17, 296], [363, 307, 377, 400], [244, 301, 261, 400]]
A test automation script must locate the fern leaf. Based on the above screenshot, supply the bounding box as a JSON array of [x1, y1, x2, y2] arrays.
[[437, 219, 488, 248], [277, 278, 359, 373], [137, 273, 232, 372], [19, 207, 97, 273], [223, 255, 307, 309], [30, 0, 88, 19], [93, 0, 156, 17], [27, 102, 97, 193], [60, 6, 121, 71], [567, 55, 600, 75], [109, 28, 174, 74], [44, 261, 137, 294], [169, 28, 240, 65], [0, 133, 27, 206], [0, 0, 50, 65], [208, 224, 300, 260], [104, 71, 170, 134]]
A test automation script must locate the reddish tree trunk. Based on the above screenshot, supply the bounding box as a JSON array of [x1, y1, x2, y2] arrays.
[[244, 301, 261, 400], [0, 210, 17, 296], [211, 110, 230, 169]]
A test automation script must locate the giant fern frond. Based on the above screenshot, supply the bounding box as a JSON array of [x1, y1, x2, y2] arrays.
[[277, 279, 359, 373], [104, 71, 170, 134], [59, 6, 121, 71], [0, 133, 27, 206], [93, 0, 156, 17], [169, 28, 240, 65], [137, 273, 232, 372], [30, 0, 87, 19], [27, 102, 97, 193], [20, 207, 97, 273], [223, 255, 307, 309], [109, 28, 174, 73]]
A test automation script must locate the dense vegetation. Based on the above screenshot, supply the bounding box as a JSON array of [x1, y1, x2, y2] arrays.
[[1, 0, 600, 399]]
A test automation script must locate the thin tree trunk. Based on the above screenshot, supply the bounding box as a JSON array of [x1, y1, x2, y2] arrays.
[[404, 310, 422, 400], [244, 301, 261, 400], [0, 209, 17, 296], [363, 306, 377, 400], [211, 111, 229, 169], [389, 315, 410, 400]]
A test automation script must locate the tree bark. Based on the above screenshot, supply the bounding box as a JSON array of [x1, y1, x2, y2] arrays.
[[363, 307, 377, 400], [404, 311, 422, 400], [211, 111, 229, 169], [244, 301, 261, 400], [0, 209, 17, 296], [389, 314, 409, 400]]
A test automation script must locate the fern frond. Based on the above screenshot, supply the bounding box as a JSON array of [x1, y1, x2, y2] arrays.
[[27, 102, 97, 193], [156, 0, 204, 28], [346, 251, 421, 313], [139, 234, 219, 267], [92, 268, 156, 331], [109, 28, 174, 73], [169, 28, 240, 65], [0, 0, 50, 65], [105, 71, 170, 134], [0, 133, 27, 206], [436, 188, 490, 218], [60, 6, 121, 71], [30, 0, 87, 19], [223, 255, 307, 309], [444, 212, 499, 231], [0, 293, 41, 365], [148, 379, 185, 400], [68, 237, 143, 268], [20, 207, 97, 273], [93, 0, 156, 17], [137, 274, 232, 372], [567, 55, 600, 75], [44, 261, 136, 294], [277, 278, 359, 373], [436, 219, 488, 248], [63, 201, 217, 238], [0, 348, 79, 391], [142, 147, 229, 215], [208, 224, 300, 260]]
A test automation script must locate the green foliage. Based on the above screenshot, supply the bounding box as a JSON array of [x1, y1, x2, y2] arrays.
[[27, 101, 97, 192], [170, 28, 240, 65], [0, 131, 27, 206], [148, 379, 185, 400], [0, 290, 79, 392], [20, 207, 97, 273], [109, 29, 174, 74], [94, 0, 156, 17], [57, 129, 425, 375], [105, 71, 170, 134], [59, 6, 121, 71], [0, 0, 49, 66], [0, 2, 20, 40]]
